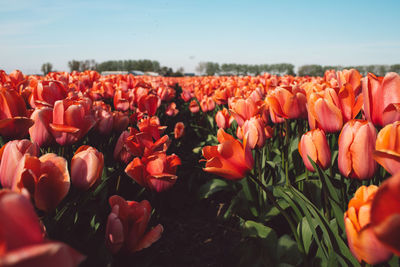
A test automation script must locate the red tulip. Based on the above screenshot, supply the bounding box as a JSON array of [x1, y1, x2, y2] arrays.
[[373, 121, 400, 175], [125, 152, 181, 192], [49, 97, 96, 145], [362, 72, 400, 127], [298, 129, 331, 172], [0, 87, 33, 139], [0, 189, 85, 267], [71, 145, 104, 191], [0, 139, 39, 188], [189, 99, 200, 113], [344, 185, 392, 264], [105, 195, 163, 254], [29, 107, 54, 147], [13, 153, 70, 212], [202, 129, 254, 180], [174, 122, 185, 139], [165, 102, 179, 116], [370, 172, 400, 256], [29, 80, 67, 108], [138, 94, 160, 116], [338, 120, 377, 179]]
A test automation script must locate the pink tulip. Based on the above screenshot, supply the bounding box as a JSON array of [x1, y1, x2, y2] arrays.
[[0, 139, 39, 188], [71, 145, 104, 191], [298, 129, 331, 172], [29, 107, 54, 147]]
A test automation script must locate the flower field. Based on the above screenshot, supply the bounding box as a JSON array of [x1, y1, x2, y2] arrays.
[[1, 68, 400, 266]]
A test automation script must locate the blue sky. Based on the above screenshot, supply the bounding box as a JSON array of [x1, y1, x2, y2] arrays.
[[1, 0, 400, 74]]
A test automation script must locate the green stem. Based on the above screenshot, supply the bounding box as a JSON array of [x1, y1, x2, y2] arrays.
[[248, 173, 305, 255], [284, 119, 290, 186]]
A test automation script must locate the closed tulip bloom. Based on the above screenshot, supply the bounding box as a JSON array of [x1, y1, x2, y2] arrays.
[[344, 185, 392, 264], [362, 72, 400, 127], [0, 139, 39, 188], [298, 129, 331, 172], [215, 108, 233, 129], [71, 146, 104, 191], [202, 129, 254, 180], [29, 107, 54, 147], [237, 116, 266, 149], [12, 153, 70, 212], [105, 195, 163, 254], [0, 189, 85, 267], [189, 99, 200, 113], [307, 89, 343, 133], [370, 172, 400, 256], [166, 102, 179, 117], [338, 120, 377, 179], [374, 121, 400, 175], [229, 98, 260, 127], [112, 111, 129, 133], [174, 122, 185, 139]]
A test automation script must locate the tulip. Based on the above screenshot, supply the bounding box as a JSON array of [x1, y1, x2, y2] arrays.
[[114, 128, 136, 164], [266, 87, 307, 119], [138, 94, 160, 116], [338, 120, 377, 179], [165, 102, 179, 116], [362, 72, 400, 127], [336, 69, 362, 95], [370, 172, 400, 256], [12, 153, 70, 212], [298, 129, 331, 172], [229, 98, 260, 127], [49, 97, 96, 145], [29, 107, 54, 147], [105, 195, 163, 254], [174, 122, 185, 139], [112, 111, 129, 133], [189, 99, 200, 113], [113, 89, 131, 112], [202, 129, 254, 180], [200, 96, 215, 112], [237, 116, 267, 149], [373, 121, 400, 175], [71, 146, 104, 191], [125, 152, 181, 192], [215, 108, 233, 129], [29, 80, 67, 108], [0, 189, 85, 267], [0, 87, 33, 139], [0, 139, 39, 188], [344, 185, 392, 264]]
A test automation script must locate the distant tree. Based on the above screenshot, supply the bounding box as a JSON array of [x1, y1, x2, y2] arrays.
[[298, 64, 324, 76], [41, 62, 53, 75], [196, 62, 207, 75], [390, 64, 400, 74], [68, 60, 81, 72]]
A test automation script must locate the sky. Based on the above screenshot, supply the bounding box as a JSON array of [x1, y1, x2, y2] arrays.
[[1, 0, 400, 74]]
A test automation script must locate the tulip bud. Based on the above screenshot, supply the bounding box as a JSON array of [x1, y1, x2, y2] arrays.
[[174, 122, 185, 139], [338, 120, 377, 179], [298, 129, 331, 172], [373, 121, 400, 175]]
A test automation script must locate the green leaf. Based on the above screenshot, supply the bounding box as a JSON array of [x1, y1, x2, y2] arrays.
[[297, 217, 313, 254], [277, 235, 302, 265], [198, 178, 230, 199], [242, 220, 275, 239]]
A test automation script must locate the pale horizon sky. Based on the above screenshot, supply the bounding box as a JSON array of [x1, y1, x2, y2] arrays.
[[1, 0, 400, 74]]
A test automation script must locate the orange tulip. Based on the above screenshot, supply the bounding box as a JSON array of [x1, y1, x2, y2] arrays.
[[105, 195, 163, 254], [298, 129, 331, 172], [229, 97, 260, 127], [125, 152, 181, 192], [344, 185, 392, 264], [0, 87, 33, 139], [12, 153, 70, 212], [0, 189, 85, 267], [266, 87, 307, 119], [336, 69, 362, 95], [337, 83, 363, 123], [202, 129, 253, 180], [0, 139, 39, 188], [29, 107, 54, 147], [49, 97, 96, 145], [338, 120, 377, 179], [373, 121, 400, 175], [370, 172, 400, 256], [71, 145, 104, 191], [362, 72, 400, 127], [307, 88, 343, 133], [189, 99, 200, 113], [215, 108, 233, 129], [237, 116, 267, 149], [174, 122, 185, 139]]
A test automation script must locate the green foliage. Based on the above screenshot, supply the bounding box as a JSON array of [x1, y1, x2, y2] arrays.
[[41, 62, 53, 75]]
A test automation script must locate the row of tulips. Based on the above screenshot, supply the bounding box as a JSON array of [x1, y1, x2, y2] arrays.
[[0, 69, 187, 266], [1, 67, 400, 266], [176, 70, 400, 265]]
